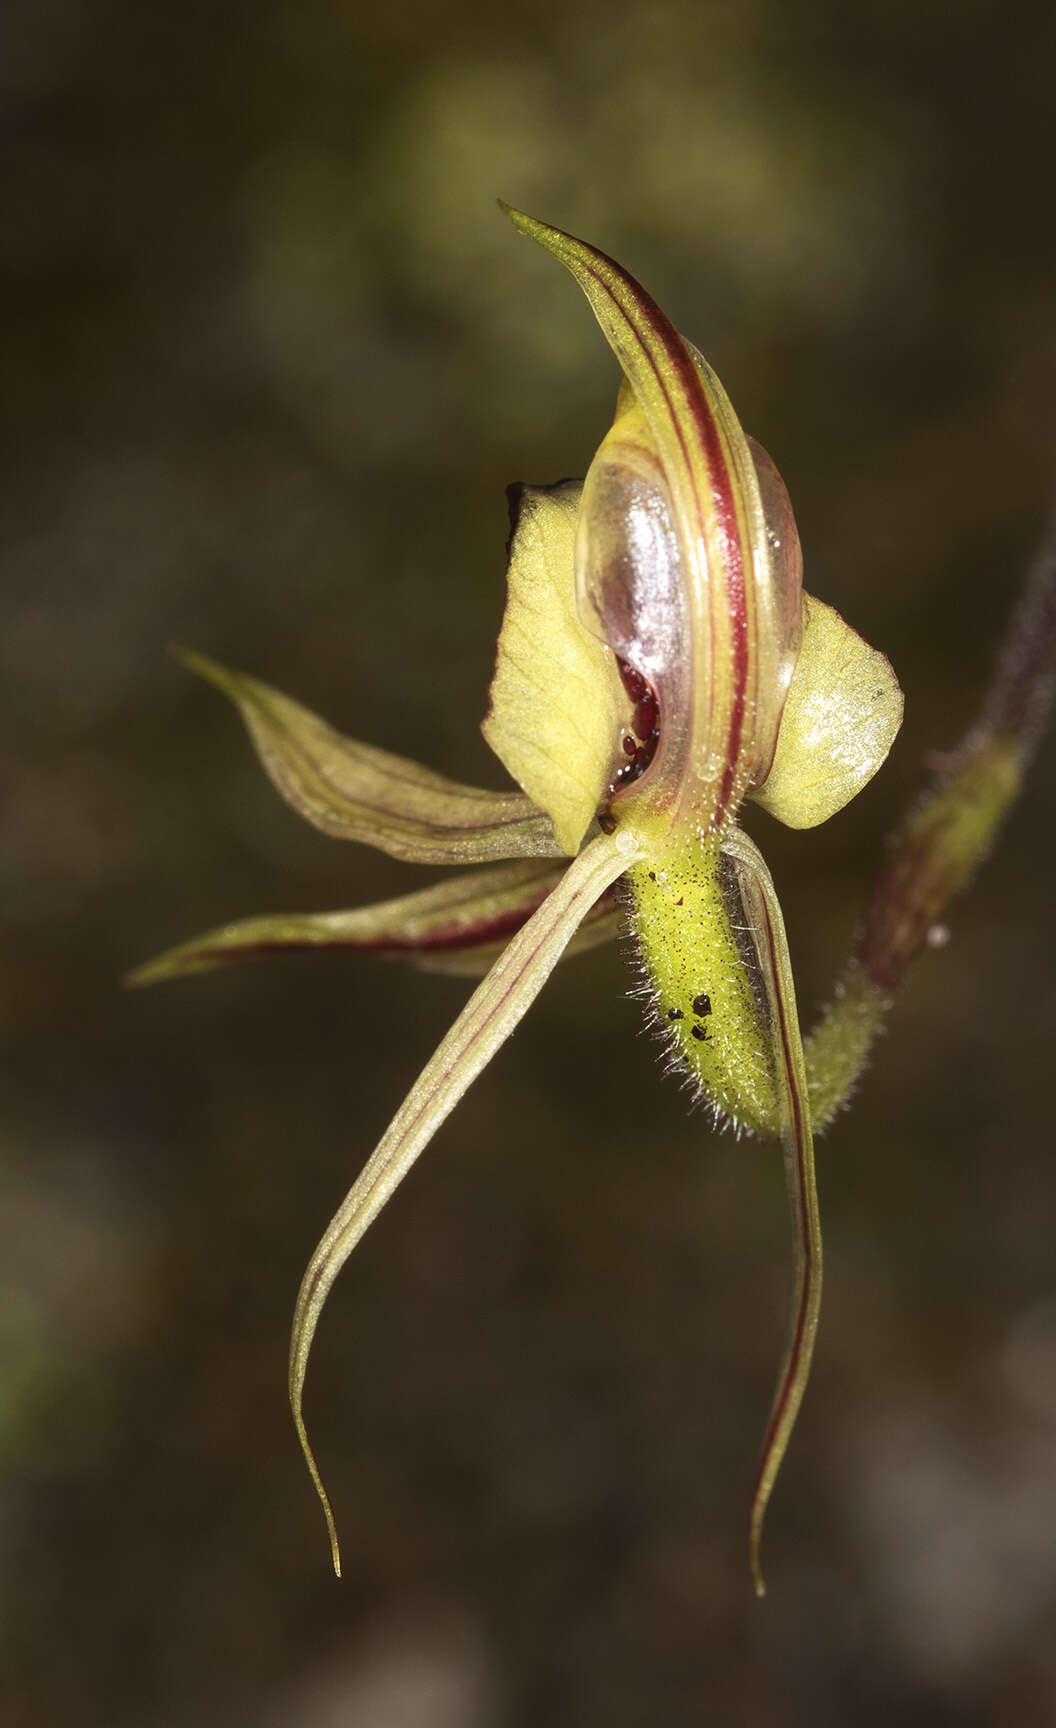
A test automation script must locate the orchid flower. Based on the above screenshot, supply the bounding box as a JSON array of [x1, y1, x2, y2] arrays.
[[134, 208, 911, 1594]]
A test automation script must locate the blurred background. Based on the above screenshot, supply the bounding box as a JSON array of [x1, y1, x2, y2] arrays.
[[4, 1, 1056, 1722]]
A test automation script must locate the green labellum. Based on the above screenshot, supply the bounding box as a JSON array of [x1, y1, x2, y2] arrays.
[[627, 833, 781, 1135]]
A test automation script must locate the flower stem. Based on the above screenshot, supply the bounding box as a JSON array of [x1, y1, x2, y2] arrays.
[[805, 504, 1056, 1121]]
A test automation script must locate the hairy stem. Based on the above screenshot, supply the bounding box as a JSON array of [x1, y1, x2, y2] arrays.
[[806, 506, 1056, 1124]]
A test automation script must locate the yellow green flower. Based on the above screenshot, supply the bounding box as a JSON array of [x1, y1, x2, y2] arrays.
[[133, 208, 905, 1594]]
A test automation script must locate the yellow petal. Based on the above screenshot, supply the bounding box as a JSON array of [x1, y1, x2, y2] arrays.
[[482, 481, 629, 856], [751, 594, 903, 829]]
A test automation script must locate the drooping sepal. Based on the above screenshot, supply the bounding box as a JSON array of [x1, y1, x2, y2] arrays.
[[177, 648, 563, 865], [482, 482, 629, 855], [289, 825, 641, 1574], [720, 828, 821, 1597]]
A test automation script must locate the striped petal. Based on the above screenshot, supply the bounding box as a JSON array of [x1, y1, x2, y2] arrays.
[[127, 859, 621, 984], [178, 648, 562, 865], [415, 889, 623, 976]]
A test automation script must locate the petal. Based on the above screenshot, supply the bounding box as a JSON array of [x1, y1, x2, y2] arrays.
[[482, 481, 630, 856], [750, 594, 904, 829], [289, 825, 641, 1573], [721, 827, 822, 1598], [177, 647, 562, 864], [126, 859, 621, 984], [416, 889, 623, 976]]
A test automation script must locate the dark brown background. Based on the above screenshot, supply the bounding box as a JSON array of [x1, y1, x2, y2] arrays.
[[4, 2, 1056, 1723]]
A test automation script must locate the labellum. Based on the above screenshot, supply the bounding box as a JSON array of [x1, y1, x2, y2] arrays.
[[491, 210, 901, 1587]]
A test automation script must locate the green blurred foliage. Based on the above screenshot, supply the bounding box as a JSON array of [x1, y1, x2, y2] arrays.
[[2, 1, 1056, 1723]]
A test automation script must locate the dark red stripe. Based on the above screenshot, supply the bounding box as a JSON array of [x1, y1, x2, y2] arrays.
[[194, 907, 547, 967], [192, 888, 621, 969], [578, 251, 751, 828]]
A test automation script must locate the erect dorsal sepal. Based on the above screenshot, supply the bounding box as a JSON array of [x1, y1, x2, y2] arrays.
[[503, 206, 804, 840]]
